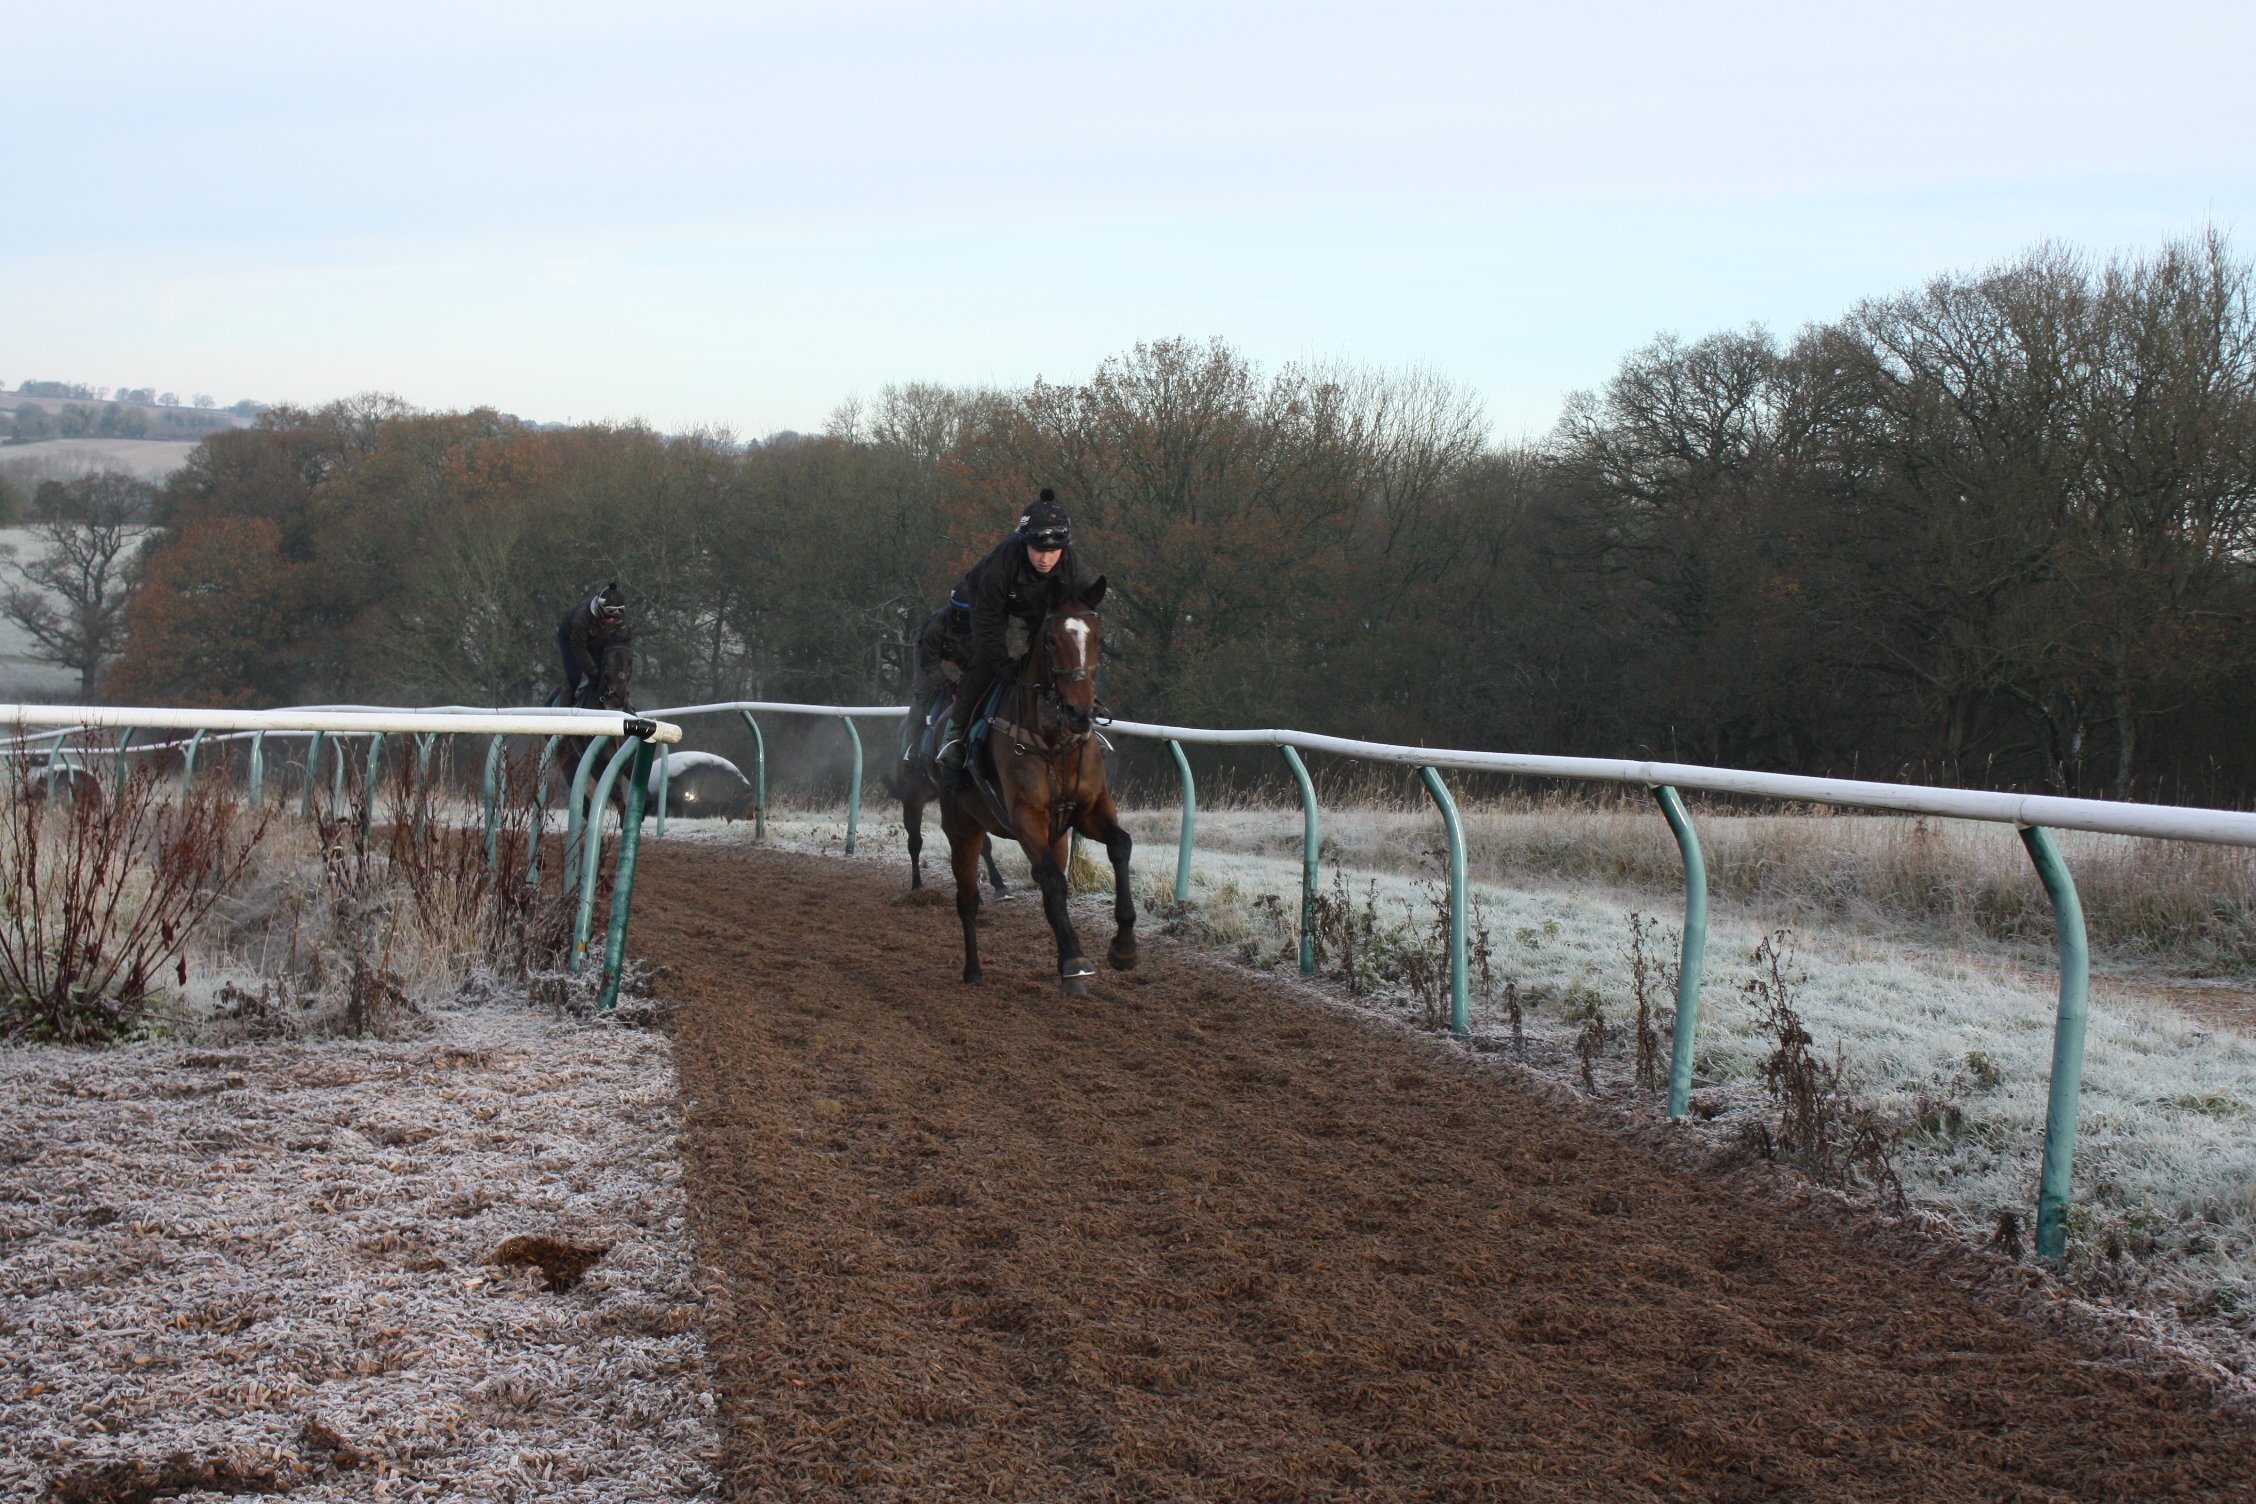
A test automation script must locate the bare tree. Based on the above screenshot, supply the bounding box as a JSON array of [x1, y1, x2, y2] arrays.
[[2, 471, 151, 698]]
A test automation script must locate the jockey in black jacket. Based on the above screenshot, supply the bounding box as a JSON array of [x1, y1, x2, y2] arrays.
[[557, 583, 628, 706], [932, 489, 1094, 782]]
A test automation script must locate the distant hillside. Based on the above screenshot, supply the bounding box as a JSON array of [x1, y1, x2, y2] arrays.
[[0, 390, 254, 446], [0, 438, 205, 485]]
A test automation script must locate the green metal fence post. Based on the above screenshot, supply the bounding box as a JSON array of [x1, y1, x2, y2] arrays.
[[112, 726, 137, 802], [332, 732, 347, 806], [43, 729, 70, 803], [359, 734, 385, 848], [564, 735, 612, 887], [301, 731, 325, 818], [1418, 766, 1470, 1036], [573, 737, 643, 975], [654, 743, 669, 837], [1280, 745, 1319, 976], [414, 733, 439, 841], [1168, 739, 1196, 904], [841, 715, 863, 855], [181, 729, 206, 790], [483, 735, 507, 871], [2021, 824, 2092, 1263], [598, 741, 658, 1012], [1653, 786, 1710, 1118], [526, 735, 561, 884], [248, 732, 266, 806], [740, 711, 766, 842]]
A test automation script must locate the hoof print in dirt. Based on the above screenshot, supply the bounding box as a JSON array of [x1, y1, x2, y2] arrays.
[[488, 1233, 610, 1293], [47, 1452, 287, 1503], [300, 1418, 366, 1471]]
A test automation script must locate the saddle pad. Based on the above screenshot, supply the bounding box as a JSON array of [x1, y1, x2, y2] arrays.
[[967, 656, 1023, 746]]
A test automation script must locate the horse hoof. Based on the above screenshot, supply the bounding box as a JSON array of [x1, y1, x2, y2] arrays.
[[963, 967, 983, 985], [1108, 937, 1138, 971], [1060, 975, 1087, 998], [1061, 958, 1096, 980]]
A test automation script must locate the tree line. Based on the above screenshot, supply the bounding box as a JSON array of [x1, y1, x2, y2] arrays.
[[87, 231, 2256, 802]]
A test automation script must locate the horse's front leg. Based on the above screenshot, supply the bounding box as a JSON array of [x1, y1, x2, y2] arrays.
[[1079, 795, 1136, 971], [1014, 812, 1091, 995]]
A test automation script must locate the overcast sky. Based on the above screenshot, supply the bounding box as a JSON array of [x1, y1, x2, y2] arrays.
[[6, 1, 2250, 441]]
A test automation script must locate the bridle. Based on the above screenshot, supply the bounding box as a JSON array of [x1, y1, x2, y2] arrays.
[[990, 608, 1107, 758], [1032, 608, 1104, 729]]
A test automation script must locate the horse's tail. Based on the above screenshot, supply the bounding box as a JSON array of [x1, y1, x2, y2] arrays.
[[880, 762, 929, 803]]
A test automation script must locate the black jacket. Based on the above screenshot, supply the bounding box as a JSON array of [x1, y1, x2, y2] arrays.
[[955, 535, 1095, 670], [559, 598, 630, 681]]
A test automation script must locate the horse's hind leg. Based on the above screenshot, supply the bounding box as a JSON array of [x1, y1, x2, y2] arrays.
[[904, 791, 926, 890], [980, 835, 1008, 896], [1081, 797, 1137, 970], [944, 810, 986, 983]]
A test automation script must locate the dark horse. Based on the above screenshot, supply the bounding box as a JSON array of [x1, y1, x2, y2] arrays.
[[938, 575, 1134, 996], [886, 652, 1008, 897], [558, 638, 636, 829]]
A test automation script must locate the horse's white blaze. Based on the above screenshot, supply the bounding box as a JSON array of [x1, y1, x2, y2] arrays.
[[1062, 616, 1092, 667]]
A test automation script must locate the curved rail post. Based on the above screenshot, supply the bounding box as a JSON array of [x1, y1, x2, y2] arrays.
[[1168, 738, 1196, 904], [573, 737, 643, 975], [483, 734, 507, 870], [112, 726, 137, 802], [526, 735, 561, 884], [180, 728, 207, 790], [1280, 746, 1319, 976], [654, 743, 670, 837], [413, 732, 439, 841], [841, 715, 864, 855], [1418, 766, 1471, 1036], [332, 731, 348, 806], [301, 731, 325, 818], [1653, 786, 1710, 1117], [359, 733, 385, 848], [42, 729, 70, 803], [564, 735, 613, 886], [247, 732, 266, 806], [2021, 823, 2092, 1263], [740, 711, 767, 842], [598, 740, 658, 1011]]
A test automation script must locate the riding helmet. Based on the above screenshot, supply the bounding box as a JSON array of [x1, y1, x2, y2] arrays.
[[1018, 488, 1072, 550], [594, 582, 626, 623]]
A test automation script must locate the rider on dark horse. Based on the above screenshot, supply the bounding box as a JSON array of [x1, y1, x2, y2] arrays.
[[558, 583, 629, 708], [920, 490, 1094, 787]]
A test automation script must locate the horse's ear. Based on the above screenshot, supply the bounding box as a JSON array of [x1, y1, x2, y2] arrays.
[[1082, 576, 1107, 608]]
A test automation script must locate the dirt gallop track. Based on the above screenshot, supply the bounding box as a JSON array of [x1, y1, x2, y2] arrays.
[[638, 844, 2256, 1502]]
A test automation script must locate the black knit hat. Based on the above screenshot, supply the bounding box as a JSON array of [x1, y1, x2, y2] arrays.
[[1018, 487, 1071, 549]]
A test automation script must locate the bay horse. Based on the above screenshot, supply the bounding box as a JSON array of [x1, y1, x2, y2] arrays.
[[938, 575, 1134, 996]]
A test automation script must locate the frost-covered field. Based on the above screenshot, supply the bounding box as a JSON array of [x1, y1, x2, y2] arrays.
[[0, 990, 719, 1502], [722, 796, 2256, 1333]]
